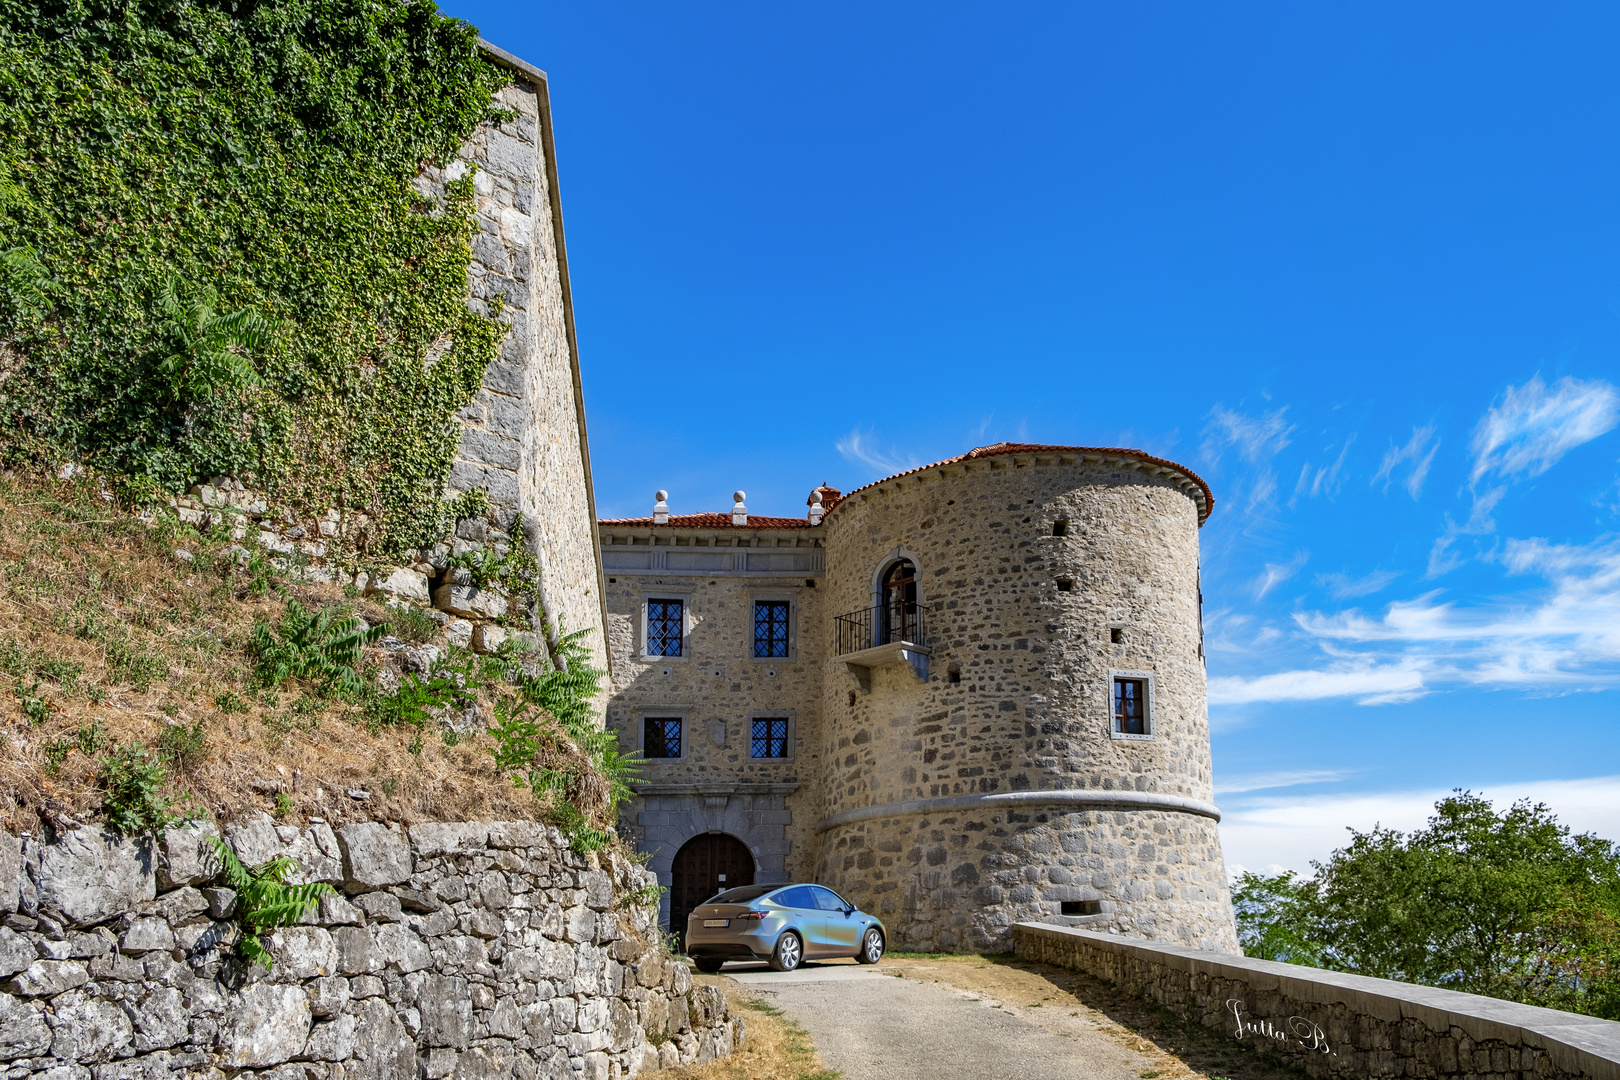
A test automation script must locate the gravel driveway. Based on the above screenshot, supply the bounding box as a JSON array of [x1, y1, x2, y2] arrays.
[[726, 959, 1178, 1080]]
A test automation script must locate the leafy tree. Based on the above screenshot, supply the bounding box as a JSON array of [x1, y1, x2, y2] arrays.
[[1232, 869, 1324, 966], [1235, 791, 1620, 1018]]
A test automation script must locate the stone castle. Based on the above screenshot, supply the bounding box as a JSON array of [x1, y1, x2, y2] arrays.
[[597, 444, 1241, 954]]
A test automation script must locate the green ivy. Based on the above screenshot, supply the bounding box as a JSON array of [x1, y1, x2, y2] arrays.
[[0, 0, 509, 557]]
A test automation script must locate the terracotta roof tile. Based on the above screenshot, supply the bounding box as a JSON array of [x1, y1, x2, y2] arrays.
[[596, 512, 812, 530], [827, 443, 1215, 524], [596, 444, 1213, 529]]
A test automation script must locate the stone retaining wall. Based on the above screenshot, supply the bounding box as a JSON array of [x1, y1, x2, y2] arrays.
[[1013, 922, 1620, 1080], [0, 819, 740, 1078]]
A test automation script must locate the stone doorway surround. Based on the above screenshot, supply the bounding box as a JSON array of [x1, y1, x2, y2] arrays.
[[634, 783, 798, 929]]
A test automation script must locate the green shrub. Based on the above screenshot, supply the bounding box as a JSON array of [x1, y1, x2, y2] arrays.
[[250, 600, 384, 696], [387, 604, 441, 645], [158, 721, 209, 771], [97, 742, 187, 836]]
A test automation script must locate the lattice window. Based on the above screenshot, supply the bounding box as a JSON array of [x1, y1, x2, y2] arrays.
[[1113, 678, 1148, 736], [647, 598, 683, 656], [753, 600, 790, 658], [643, 716, 682, 758], [751, 716, 790, 758]]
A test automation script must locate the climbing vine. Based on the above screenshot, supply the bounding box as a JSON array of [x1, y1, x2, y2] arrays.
[[0, 0, 510, 556]]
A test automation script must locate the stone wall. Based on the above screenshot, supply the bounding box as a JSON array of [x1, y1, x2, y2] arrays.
[[444, 47, 608, 677], [0, 819, 741, 1078], [812, 453, 1237, 953], [1014, 922, 1620, 1080]]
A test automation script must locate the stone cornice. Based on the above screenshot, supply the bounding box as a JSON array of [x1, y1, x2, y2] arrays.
[[813, 789, 1221, 833]]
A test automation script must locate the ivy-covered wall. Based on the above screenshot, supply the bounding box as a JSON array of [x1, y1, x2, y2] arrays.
[[0, 0, 517, 560]]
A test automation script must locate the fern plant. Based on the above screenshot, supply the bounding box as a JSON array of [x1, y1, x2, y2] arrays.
[[154, 274, 276, 405], [250, 600, 384, 696], [208, 838, 334, 969], [0, 245, 50, 325], [487, 627, 642, 852]]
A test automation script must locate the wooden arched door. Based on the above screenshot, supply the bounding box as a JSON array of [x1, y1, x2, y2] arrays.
[[670, 833, 755, 946]]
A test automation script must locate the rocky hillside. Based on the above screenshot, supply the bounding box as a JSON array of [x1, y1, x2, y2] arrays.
[[0, 465, 621, 845]]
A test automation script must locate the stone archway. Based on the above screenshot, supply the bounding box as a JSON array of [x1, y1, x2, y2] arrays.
[[669, 833, 756, 947]]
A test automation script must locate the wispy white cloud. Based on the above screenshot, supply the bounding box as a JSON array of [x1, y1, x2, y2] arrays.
[[1215, 769, 1354, 795], [1208, 663, 1425, 706], [1218, 534, 1620, 704], [1315, 568, 1400, 599], [835, 428, 922, 475], [1372, 424, 1440, 499], [1253, 550, 1309, 599], [1471, 375, 1620, 486], [1219, 776, 1620, 874], [1203, 405, 1295, 466], [1291, 437, 1355, 504]]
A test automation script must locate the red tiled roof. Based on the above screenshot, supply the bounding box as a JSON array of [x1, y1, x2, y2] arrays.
[[596, 444, 1214, 529], [827, 443, 1215, 524], [596, 512, 812, 530]]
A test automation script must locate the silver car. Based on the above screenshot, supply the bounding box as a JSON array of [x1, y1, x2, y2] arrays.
[[684, 883, 886, 973]]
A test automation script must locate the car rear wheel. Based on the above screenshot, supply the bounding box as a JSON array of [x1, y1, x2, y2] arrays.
[[769, 930, 803, 972], [857, 927, 885, 964], [693, 957, 725, 974]]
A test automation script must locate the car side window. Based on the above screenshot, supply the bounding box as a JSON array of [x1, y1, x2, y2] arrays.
[[810, 887, 848, 912], [774, 887, 815, 909]]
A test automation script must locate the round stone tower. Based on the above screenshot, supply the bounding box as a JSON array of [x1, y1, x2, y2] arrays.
[[811, 444, 1239, 953]]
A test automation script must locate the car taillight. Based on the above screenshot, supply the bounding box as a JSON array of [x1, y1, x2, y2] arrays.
[[735, 911, 767, 922]]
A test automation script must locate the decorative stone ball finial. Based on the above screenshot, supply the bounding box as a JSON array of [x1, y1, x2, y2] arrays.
[[731, 490, 748, 526], [653, 490, 669, 525], [808, 489, 825, 525]]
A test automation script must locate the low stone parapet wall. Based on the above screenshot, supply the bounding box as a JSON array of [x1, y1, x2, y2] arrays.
[[1013, 921, 1620, 1080], [0, 818, 740, 1078]]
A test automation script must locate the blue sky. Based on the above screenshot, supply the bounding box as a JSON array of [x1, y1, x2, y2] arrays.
[[445, 1, 1620, 872]]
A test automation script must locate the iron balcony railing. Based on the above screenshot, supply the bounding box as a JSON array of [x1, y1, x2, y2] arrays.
[[834, 602, 925, 656]]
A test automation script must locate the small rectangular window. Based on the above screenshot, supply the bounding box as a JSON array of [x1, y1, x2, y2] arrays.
[[1113, 678, 1148, 736], [753, 600, 790, 658], [643, 716, 682, 758], [751, 716, 790, 758], [1052, 520, 1069, 536], [647, 599, 683, 656], [1110, 627, 1124, 644], [1061, 900, 1101, 916]]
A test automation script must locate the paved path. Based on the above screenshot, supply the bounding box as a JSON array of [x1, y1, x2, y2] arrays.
[[726, 959, 1169, 1080]]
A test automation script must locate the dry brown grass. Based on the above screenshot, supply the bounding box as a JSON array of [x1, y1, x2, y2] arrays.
[[0, 467, 544, 836], [637, 972, 841, 1080]]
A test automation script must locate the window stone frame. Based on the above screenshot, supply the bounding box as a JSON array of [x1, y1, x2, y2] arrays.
[[637, 707, 690, 760], [746, 709, 797, 761], [748, 591, 797, 663], [1106, 669, 1156, 741], [640, 590, 692, 661]]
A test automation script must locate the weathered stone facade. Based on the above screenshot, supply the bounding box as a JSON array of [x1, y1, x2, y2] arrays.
[[0, 818, 740, 1078], [1014, 922, 1620, 1080], [600, 444, 1241, 954], [442, 45, 608, 675], [598, 521, 826, 928]]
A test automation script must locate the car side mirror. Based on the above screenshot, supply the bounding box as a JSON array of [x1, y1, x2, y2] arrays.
[[844, 906, 855, 916]]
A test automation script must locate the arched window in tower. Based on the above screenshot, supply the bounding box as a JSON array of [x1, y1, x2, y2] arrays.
[[879, 558, 919, 645]]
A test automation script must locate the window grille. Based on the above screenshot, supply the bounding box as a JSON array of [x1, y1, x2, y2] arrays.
[[647, 599, 683, 656], [643, 716, 682, 758], [751, 716, 790, 758], [1113, 678, 1148, 736], [753, 600, 790, 658]]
